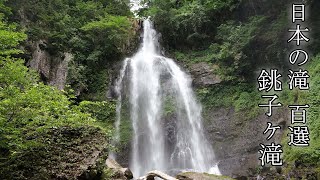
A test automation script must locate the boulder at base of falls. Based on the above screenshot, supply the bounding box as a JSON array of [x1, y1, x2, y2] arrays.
[[138, 170, 178, 180], [106, 158, 133, 179], [176, 172, 235, 180]]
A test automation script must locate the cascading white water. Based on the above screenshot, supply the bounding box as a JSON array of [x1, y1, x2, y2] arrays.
[[109, 58, 129, 160], [112, 19, 221, 177]]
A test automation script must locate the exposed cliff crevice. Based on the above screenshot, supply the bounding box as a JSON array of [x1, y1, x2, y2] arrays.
[[27, 40, 72, 90]]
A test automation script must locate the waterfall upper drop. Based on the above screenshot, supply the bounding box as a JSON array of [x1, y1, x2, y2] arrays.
[[112, 19, 220, 177]]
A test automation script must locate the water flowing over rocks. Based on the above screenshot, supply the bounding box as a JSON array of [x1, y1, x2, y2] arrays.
[[111, 19, 220, 178]]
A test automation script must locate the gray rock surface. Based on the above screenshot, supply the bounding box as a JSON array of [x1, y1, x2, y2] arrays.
[[138, 170, 178, 180], [188, 62, 221, 87], [176, 172, 235, 180], [203, 108, 288, 178], [27, 40, 72, 90], [106, 158, 133, 179]]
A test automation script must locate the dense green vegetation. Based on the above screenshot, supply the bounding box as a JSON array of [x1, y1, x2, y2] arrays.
[[143, 0, 292, 84], [146, 0, 320, 175], [6, 0, 136, 101], [1, 0, 320, 178], [143, 0, 290, 118], [140, 0, 237, 49], [283, 55, 320, 175], [0, 1, 127, 179], [197, 84, 261, 120]]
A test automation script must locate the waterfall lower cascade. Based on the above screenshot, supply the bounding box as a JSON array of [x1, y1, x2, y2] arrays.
[[112, 19, 221, 177]]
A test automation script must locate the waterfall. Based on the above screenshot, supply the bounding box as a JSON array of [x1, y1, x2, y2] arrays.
[[109, 58, 129, 160], [112, 19, 220, 177]]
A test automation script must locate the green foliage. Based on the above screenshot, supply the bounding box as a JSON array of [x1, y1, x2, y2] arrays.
[[0, 44, 114, 180], [0, 57, 96, 154], [6, 0, 135, 99], [142, 0, 238, 48], [0, 8, 115, 178], [172, 15, 272, 82], [7, 0, 133, 50], [81, 15, 132, 43], [197, 86, 234, 108], [78, 100, 116, 122], [198, 83, 261, 120], [78, 68, 110, 101], [234, 91, 261, 119], [283, 55, 320, 167], [163, 97, 176, 116], [0, 57, 36, 87], [119, 116, 132, 147], [0, 0, 11, 16], [0, 14, 26, 55], [101, 168, 117, 179], [205, 16, 266, 81], [146, 0, 290, 83], [147, 0, 320, 174], [0, 126, 110, 180], [173, 48, 217, 64]]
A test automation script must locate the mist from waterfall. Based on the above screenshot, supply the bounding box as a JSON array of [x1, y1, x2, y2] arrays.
[[112, 19, 220, 177]]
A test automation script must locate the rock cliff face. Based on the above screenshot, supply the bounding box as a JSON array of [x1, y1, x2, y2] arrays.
[[188, 62, 222, 87], [184, 60, 288, 178], [27, 40, 72, 90], [203, 107, 288, 179], [180, 59, 288, 178]]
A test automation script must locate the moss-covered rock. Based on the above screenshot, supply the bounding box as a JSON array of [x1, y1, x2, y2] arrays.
[[0, 126, 110, 180]]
